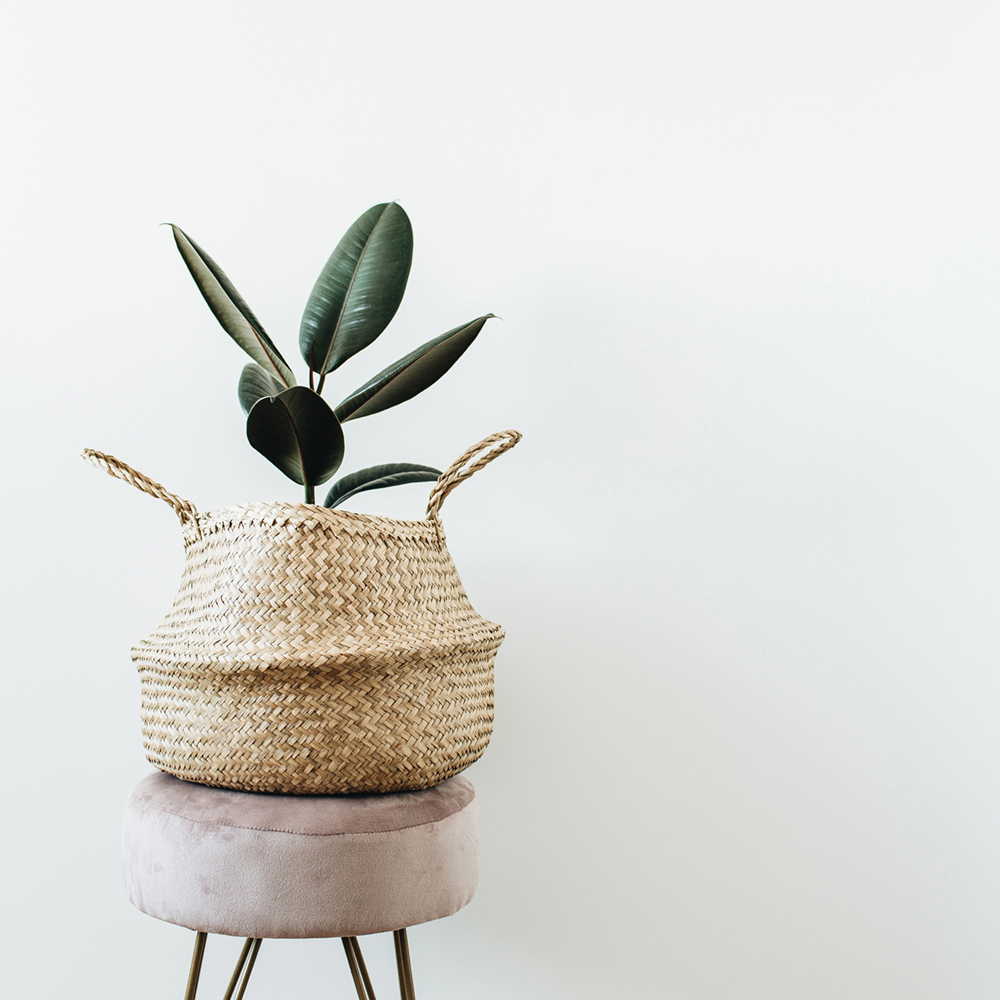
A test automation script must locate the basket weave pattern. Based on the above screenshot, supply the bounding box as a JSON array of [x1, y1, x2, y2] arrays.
[[85, 430, 520, 794]]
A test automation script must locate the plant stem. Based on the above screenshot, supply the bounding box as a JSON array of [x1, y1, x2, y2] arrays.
[[316, 371, 326, 395], [304, 484, 315, 504]]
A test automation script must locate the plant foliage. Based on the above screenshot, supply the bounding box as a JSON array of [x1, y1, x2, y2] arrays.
[[238, 363, 287, 415], [169, 203, 494, 505], [170, 226, 296, 387], [246, 387, 345, 499], [335, 315, 494, 421], [323, 464, 441, 509], [299, 203, 413, 388]]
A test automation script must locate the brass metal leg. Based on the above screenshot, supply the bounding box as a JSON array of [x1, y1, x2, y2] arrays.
[[352, 938, 378, 1000], [342, 937, 378, 1000], [183, 932, 208, 1000], [222, 938, 255, 1000], [393, 929, 415, 1000], [233, 939, 262, 1000]]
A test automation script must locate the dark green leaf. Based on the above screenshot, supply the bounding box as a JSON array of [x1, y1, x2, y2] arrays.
[[169, 225, 296, 387], [246, 386, 344, 487], [324, 463, 441, 509], [238, 363, 287, 415], [299, 203, 413, 377], [334, 315, 494, 422]]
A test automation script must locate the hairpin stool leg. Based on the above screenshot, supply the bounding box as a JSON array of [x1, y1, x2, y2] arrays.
[[234, 938, 262, 1000], [393, 929, 416, 1000], [222, 939, 253, 1000], [342, 937, 378, 1000], [223, 938, 262, 1000], [183, 932, 208, 1000]]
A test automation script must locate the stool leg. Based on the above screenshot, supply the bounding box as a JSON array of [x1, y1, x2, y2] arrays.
[[342, 937, 378, 1000], [393, 929, 416, 1000], [353, 938, 378, 1000], [233, 938, 262, 1000], [222, 938, 258, 1000], [183, 932, 208, 1000]]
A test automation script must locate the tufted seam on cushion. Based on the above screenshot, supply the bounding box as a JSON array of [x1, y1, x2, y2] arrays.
[[127, 792, 473, 838]]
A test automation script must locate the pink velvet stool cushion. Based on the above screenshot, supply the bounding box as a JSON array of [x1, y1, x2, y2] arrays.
[[122, 772, 479, 938]]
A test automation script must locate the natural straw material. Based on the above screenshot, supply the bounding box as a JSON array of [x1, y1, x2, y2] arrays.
[[83, 430, 521, 794]]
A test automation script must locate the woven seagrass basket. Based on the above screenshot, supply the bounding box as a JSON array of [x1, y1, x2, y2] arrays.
[[84, 430, 520, 794]]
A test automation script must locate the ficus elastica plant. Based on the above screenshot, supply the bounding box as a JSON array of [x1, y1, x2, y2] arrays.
[[169, 203, 494, 506]]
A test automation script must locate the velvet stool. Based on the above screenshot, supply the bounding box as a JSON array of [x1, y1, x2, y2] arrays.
[[122, 771, 480, 999]]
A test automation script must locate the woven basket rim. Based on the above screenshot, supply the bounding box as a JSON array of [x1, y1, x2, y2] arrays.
[[200, 499, 435, 524], [184, 501, 444, 541], [82, 430, 522, 533]]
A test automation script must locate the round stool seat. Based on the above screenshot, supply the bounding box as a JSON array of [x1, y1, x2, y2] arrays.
[[122, 771, 479, 939]]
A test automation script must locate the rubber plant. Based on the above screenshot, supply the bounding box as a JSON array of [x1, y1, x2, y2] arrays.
[[169, 202, 494, 505]]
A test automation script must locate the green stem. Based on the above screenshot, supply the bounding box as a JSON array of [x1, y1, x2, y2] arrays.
[[304, 483, 315, 504], [316, 371, 326, 395]]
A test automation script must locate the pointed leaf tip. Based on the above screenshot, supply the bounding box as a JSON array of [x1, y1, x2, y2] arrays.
[[299, 202, 414, 376], [335, 314, 494, 422], [324, 463, 442, 508], [169, 225, 296, 388]]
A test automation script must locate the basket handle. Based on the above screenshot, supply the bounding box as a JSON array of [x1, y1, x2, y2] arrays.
[[82, 449, 201, 529], [425, 429, 522, 519]]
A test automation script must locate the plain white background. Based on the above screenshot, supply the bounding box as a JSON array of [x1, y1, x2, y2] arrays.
[[2, 2, 999, 997]]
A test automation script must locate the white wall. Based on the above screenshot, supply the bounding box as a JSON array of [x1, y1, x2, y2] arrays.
[[3, 2, 999, 997]]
